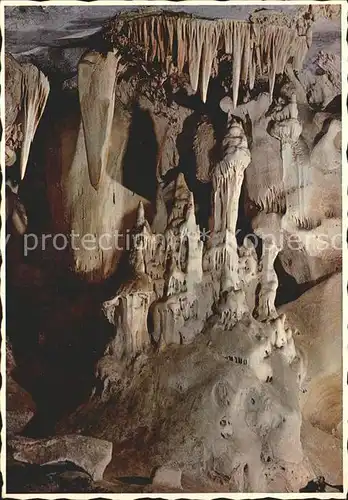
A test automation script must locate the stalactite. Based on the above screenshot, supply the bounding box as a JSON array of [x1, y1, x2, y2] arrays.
[[165, 17, 175, 72], [188, 20, 204, 94], [249, 50, 256, 90], [143, 18, 150, 62], [20, 64, 50, 180], [200, 24, 220, 103], [223, 19, 233, 55], [232, 22, 243, 109], [107, 14, 309, 106], [176, 17, 187, 74], [241, 23, 251, 85], [78, 50, 122, 189], [292, 36, 309, 71], [155, 17, 163, 63]]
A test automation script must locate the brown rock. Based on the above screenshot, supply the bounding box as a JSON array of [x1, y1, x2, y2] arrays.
[[8, 435, 113, 481], [6, 341, 36, 436]]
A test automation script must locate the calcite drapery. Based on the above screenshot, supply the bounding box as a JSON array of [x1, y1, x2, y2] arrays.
[[211, 117, 251, 234], [269, 94, 305, 226]]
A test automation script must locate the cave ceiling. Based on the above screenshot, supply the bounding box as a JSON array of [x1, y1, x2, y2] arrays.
[[5, 4, 340, 85]]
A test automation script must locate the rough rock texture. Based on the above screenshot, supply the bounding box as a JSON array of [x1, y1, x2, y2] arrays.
[[6, 341, 36, 436], [7, 461, 95, 493], [57, 76, 339, 492], [4, 4, 343, 495], [61, 315, 315, 492], [281, 272, 342, 438], [153, 467, 183, 490], [5, 53, 49, 179], [103, 9, 312, 106], [8, 435, 113, 482], [304, 51, 341, 108]]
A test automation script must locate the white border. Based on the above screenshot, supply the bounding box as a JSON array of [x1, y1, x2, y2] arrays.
[[0, 1, 346, 498]]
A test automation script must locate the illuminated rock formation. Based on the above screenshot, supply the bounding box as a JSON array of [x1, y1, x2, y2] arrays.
[[102, 203, 155, 359], [5, 53, 50, 179], [4, 4, 342, 495], [78, 50, 124, 189], [103, 9, 313, 106], [204, 112, 251, 293]]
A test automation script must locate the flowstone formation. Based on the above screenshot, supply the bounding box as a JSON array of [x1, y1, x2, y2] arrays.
[[87, 110, 311, 492], [5, 4, 342, 495]]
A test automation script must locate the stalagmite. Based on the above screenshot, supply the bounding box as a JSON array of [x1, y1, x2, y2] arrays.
[[268, 94, 315, 230], [102, 170, 208, 350], [151, 185, 168, 234], [167, 173, 191, 227], [204, 100, 251, 291], [10, 6, 341, 493], [102, 203, 155, 359], [78, 50, 123, 189], [211, 112, 251, 233], [19, 64, 50, 180], [252, 212, 283, 321]]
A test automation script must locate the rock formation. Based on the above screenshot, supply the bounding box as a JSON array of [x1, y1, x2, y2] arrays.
[[8, 435, 113, 482], [5, 53, 50, 180], [103, 9, 313, 106], [4, 4, 343, 495]]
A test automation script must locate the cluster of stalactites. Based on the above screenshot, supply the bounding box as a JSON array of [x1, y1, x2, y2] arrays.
[[108, 14, 310, 106]]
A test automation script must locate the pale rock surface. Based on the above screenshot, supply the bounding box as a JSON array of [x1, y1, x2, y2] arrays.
[[61, 313, 315, 492], [5, 53, 49, 179], [45, 96, 152, 281], [280, 272, 342, 438], [8, 435, 113, 482], [27, 7, 339, 284], [4, 5, 343, 494], [64, 132, 317, 493], [78, 50, 124, 189], [238, 86, 341, 284], [152, 467, 183, 490], [52, 10, 342, 490]]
